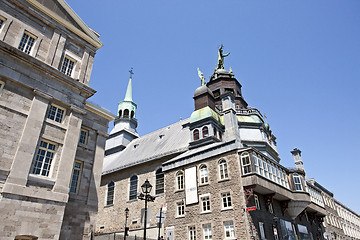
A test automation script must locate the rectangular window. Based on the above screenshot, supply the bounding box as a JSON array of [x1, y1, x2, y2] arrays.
[[259, 222, 266, 239], [254, 194, 260, 210], [70, 160, 82, 193], [47, 105, 65, 123], [203, 224, 212, 240], [0, 19, 3, 29], [201, 195, 211, 212], [189, 226, 196, 240], [269, 203, 274, 214], [79, 129, 88, 144], [32, 140, 56, 177], [253, 155, 259, 174], [61, 56, 76, 77], [177, 201, 185, 217], [293, 173, 303, 191], [224, 221, 235, 238], [18, 32, 36, 54], [199, 165, 208, 184], [259, 159, 264, 176], [241, 153, 251, 174], [221, 192, 232, 209]]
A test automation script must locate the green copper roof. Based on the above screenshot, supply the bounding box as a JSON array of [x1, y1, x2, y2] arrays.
[[237, 115, 263, 123], [190, 106, 223, 125], [124, 77, 132, 101]]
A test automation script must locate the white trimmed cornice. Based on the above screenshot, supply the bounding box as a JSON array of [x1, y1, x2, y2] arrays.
[[24, 0, 103, 49]]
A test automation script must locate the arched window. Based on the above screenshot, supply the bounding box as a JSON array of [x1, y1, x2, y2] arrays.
[[193, 129, 199, 140], [176, 171, 184, 190], [119, 110, 122, 118], [155, 168, 164, 195], [129, 175, 138, 200], [199, 165, 208, 184], [214, 127, 217, 138], [241, 152, 251, 175], [202, 126, 209, 138], [131, 110, 135, 119], [218, 159, 228, 180], [106, 181, 114, 205], [124, 109, 129, 118]]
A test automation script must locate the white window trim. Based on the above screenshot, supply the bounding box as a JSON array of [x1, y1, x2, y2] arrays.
[[200, 193, 211, 213], [17, 30, 38, 56], [218, 159, 229, 181], [224, 221, 235, 239], [105, 181, 115, 206], [61, 50, 81, 79], [176, 171, 184, 191], [188, 226, 196, 240], [176, 200, 185, 218], [221, 192, 233, 210], [259, 222, 266, 239], [254, 194, 260, 210], [203, 223, 212, 240], [31, 139, 57, 178], [79, 128, 89, 145], [199, 164, 209, 185]]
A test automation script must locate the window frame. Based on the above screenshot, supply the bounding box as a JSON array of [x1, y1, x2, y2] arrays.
[[203, 224, 212, 240], [129, 175, 138, 201], [193, 129, 200, 141], [31, 140, 57, 177], [293, 173, 303, 191], [202, 126, 209, 138], [69, 160, 83, 194], [176, 171, 184, 191], [199, 164, 208, 185], [106, 181, 115, 206], [259, 222, 266, 239], [79, 128, 89, 145], [0, 80, 5, 95], [254, 194, 260, 210], [241, 152, 251, 175], [221, 192, 232, 210], [61, 55, 76, 77], [155, 168, 164, 195], [18, 31, 37, 55], [200, 194, 211, 213], [176, 201, 185, 217], [47, 104, 66, 123], [224, 221, 235, 238], [189, 226, 196, 240], [218, 159, 229, 180]]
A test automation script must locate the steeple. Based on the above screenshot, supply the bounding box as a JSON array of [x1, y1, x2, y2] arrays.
[[105, 70, 139, 156]]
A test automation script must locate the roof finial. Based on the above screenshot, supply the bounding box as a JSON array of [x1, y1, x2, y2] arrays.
[[197, 68, 206, 86], [129, 67, 134, 79]]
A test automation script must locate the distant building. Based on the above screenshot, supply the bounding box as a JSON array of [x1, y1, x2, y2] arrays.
[[0, 0, 114, 239], [96, 47, 360, 240]]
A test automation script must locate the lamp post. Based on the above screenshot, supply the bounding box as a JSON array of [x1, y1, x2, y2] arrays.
[[124, 207, 129, 240], [138, 179, 156, 240]]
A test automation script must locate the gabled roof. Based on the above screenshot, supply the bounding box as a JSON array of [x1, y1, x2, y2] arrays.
[[26, 0, 103, 49], [102, 119, 191, 175]]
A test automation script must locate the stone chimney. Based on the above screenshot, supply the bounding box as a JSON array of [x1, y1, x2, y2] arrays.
[[291, 148, 305, 172]]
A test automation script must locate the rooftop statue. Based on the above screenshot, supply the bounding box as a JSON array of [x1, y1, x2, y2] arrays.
[[217, 44, 230, 69], [197, 68, 206, 86]]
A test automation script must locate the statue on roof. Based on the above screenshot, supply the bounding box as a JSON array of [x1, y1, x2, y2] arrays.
[[217, 44, 230, 70], [197, 68, 206, 86]]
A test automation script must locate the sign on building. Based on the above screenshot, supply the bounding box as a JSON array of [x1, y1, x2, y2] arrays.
[[185, 167, 198, 205]]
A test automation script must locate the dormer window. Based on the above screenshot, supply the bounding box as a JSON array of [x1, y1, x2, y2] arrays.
[[202, 126, 209, 138], [193, 129, 199, 140]]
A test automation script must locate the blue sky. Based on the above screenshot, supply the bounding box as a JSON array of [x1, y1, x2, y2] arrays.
[[66, 0, 360, 213]]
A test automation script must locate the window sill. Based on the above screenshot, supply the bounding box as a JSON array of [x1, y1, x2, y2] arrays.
[[200, 211, 212, 214], [45, 118, 66, 130], [28, 174, 55, 186], [175, 189, 184, 193], [221, 207, 233, 211], [218, 178, 230, 183], [199, 183, 209, 186], [127, 199, 138, 203], [175, 215, 185, 219], [104, 204, 114, 208]]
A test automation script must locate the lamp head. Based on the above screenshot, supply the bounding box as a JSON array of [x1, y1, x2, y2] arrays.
[[141, 179, 152, 194]]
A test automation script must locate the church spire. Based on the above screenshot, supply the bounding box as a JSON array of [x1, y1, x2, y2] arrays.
[[124, 68, 134, 101]]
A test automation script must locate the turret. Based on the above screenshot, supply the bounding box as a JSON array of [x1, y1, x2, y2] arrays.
[[291, 148, 305, 172]]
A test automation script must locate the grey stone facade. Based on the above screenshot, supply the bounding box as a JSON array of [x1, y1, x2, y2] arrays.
[[0, 0, 114, 239]]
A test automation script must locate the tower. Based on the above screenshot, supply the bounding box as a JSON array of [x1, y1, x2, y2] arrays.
[[105, 74, 139, 155]]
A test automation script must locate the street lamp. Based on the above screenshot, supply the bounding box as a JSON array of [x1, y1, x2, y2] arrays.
[[124, 208, 129, 240], [138, 179, 156, 240]]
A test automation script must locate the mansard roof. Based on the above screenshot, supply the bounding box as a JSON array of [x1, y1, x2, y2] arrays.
[[102, 119, 190, 175], [25, 0, 103, 49]]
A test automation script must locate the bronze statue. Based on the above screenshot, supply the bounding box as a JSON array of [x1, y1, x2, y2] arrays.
[[197, 68, 206, 86], [217, 44, 230, 69]]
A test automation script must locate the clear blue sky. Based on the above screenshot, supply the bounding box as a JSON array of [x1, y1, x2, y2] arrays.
[[66, 0, 360, 214]]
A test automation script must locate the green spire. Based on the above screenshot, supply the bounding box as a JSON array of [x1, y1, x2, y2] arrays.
[[124, 77, 132, 101]]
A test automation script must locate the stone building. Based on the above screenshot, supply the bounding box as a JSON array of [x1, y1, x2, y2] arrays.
[[0, 0, 114, 239], [95, 47, 348, 240]]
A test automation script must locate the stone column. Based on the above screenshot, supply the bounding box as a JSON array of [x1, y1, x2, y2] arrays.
[[5, 89, 51, 186], [53, 105, 85, 194]]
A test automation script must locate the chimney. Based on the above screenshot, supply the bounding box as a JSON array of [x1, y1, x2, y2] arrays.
[[291, 148, 305, 172]]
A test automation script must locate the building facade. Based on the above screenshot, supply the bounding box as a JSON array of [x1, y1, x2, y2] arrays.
[[95, 47, 360, 240], [0, 0, 114, 239]]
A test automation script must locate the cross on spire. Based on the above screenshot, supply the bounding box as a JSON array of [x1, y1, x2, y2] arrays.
[[129, 67, 134, 79]]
